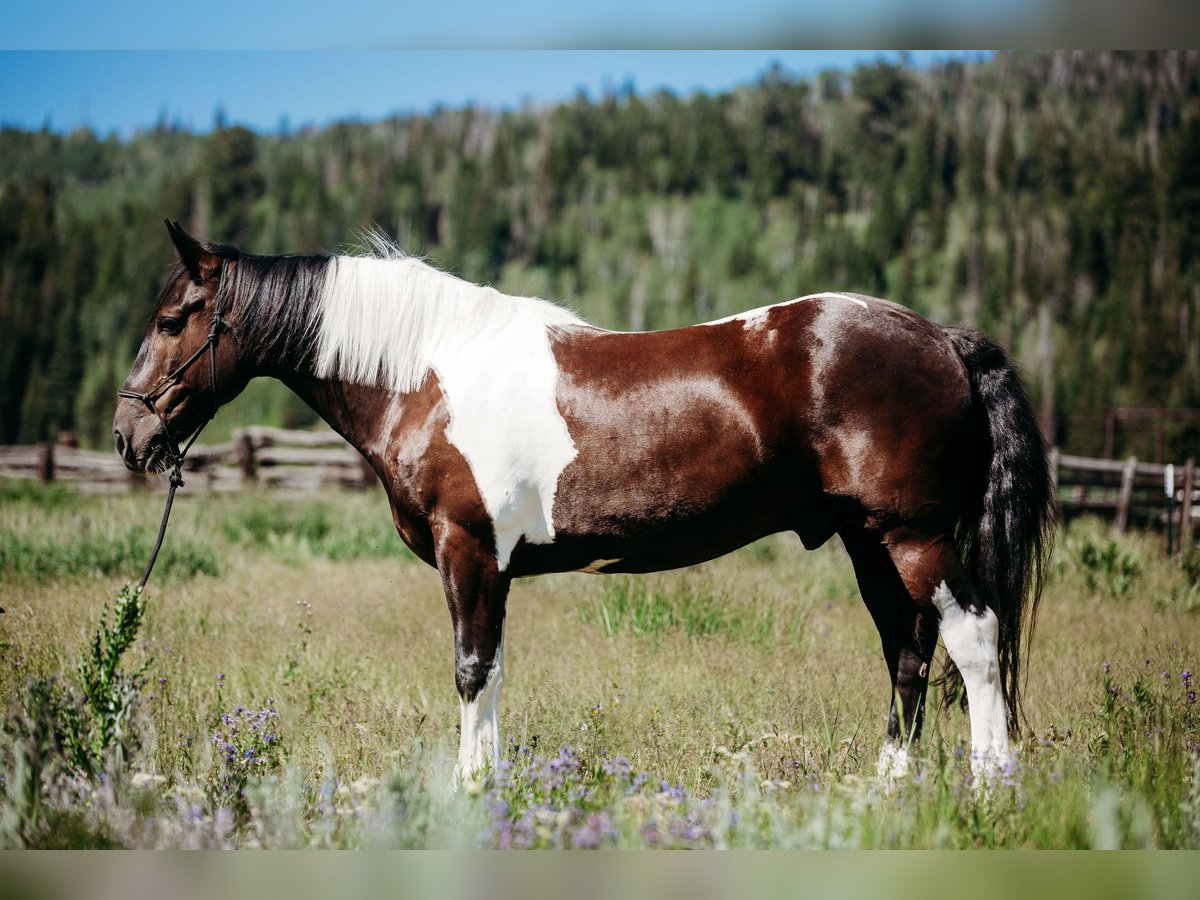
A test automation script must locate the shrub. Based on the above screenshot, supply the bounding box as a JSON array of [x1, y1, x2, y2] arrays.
[[68, 586, 153, 776], [1057, 520, 1142, 599], [1, 585, 152, 846]]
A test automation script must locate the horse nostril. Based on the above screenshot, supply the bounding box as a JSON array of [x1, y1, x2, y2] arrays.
[[114, 429, 126, 459]]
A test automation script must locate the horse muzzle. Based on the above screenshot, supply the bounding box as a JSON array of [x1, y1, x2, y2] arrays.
[[113, 398, 173, 473]]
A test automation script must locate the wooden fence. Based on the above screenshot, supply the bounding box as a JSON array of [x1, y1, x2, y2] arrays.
[[1052, 451, 1196, 548], [1, 431, 1197, 551], [0, 426, 375, 493]]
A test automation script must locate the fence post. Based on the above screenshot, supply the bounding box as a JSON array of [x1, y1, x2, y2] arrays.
[[37, 442, 54, 482], [1166, 463, 1176, 557], [1182, 458, 1195, 555], [1115, 455, 1137, 533], [1048, 446, 1060, 496], [237, 429, 257, 484]]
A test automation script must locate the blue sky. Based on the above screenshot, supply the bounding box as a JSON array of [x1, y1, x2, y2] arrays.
[[4, 2, 1034, 51], [0, 50, 987, 137]]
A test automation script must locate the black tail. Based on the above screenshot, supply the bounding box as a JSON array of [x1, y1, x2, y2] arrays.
[[942, 326, 1056, 737]]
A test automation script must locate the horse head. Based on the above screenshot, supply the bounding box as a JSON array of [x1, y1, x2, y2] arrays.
[[113, 221, 248, 473]]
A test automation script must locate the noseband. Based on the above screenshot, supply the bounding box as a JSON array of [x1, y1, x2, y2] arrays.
[[117, 254, 240, 591]]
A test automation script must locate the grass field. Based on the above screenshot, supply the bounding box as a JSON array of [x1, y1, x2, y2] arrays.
[[1, 478, 1198, 848]]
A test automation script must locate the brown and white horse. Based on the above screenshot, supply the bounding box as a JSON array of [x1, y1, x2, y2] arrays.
[[114, 223, 1054, 786]]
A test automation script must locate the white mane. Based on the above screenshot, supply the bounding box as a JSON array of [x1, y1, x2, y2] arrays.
[[314, 236, 585, 393]]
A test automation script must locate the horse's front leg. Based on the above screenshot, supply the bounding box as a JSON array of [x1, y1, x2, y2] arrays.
[[435, 525, 511, 790]]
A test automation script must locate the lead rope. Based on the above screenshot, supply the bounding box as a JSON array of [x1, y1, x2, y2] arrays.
[[136, 466, 183, 591], [122, 256, 239, 593]]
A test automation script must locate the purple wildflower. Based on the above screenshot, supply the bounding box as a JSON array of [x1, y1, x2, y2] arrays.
[[602, 755, 632, 779], [571, 812, 616, 849], [642, 818, 662, 847], [658, 781, 687, 803]]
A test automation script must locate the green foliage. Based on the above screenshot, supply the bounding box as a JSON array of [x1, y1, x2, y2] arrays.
[[0, 478, 74, 508], [0, 529, 218, 581], [1057, 519, 1142, 599], [206, 700, 284, 821], [1, 506, 1199, 847], [0, 480, 411, 585], [1, 678, 68, 846], [1174, 551, 1200, 613], [1077, 540, 1141, 599], [2, 53, 1199, 458], [1182, 550, 1200, 589], [1, 584, 151, 846], [219, 497, 414, 562], [1090, 658, 1199, 846], [69, 586, 152, 776], [580, 576, 775, 642]]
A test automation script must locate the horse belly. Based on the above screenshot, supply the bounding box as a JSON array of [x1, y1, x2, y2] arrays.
[[520, 468, 802, 576], [519, 374, 816, 575]]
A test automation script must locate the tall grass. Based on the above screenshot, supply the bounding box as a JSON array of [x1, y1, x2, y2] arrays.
[[0, 482, 410, 582], [219, 498, 414, 562], [579, 576, 789, 643], [0, 480, 1197, 848]]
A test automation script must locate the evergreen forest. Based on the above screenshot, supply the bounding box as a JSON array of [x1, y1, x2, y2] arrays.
[[2, 50, 1198, 458]]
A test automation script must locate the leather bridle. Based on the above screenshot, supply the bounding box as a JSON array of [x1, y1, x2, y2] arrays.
[[117, 254, 240, 591]]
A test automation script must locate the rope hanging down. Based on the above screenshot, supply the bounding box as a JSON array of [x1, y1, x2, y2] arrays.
[[118, 252, 239, 592]]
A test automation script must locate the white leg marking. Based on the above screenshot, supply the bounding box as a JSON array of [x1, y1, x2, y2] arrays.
[[455, 633, 504, 793], [876, 741, 909, 785], [932, 582, 1011, 780]]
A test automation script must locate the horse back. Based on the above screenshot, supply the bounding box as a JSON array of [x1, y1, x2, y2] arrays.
[[528, 294, 975, 575]]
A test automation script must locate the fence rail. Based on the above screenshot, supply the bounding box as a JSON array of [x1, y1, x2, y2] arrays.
[[1051, 450, 1195, 549], [0, 426, 375, 493], [2, 433, 1197, 551]]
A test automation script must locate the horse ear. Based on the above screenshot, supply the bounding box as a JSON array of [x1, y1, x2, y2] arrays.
[[165, 219, 219, 285]]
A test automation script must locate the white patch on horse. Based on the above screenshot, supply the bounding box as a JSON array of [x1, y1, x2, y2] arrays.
[[455, 632, 504, 792], [932, 581, 1012, 778], [577, 558, 622, 574], [434, 324, 577, 570], [876, 741, 909, 784], [314, 240, 582, 571], [703, 291, 870, 329]]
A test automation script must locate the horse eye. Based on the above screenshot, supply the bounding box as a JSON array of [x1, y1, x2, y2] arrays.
[[157, 317, 183, 335]]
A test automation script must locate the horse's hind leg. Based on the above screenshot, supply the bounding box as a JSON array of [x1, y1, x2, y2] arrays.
[[842, 528, 940, 780], [882, 529, 1011, 776]]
